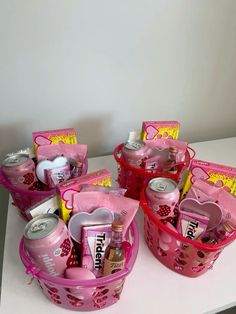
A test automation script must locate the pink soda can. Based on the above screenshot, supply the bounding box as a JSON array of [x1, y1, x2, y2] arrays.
[[121, 140, 148, 168], [23, 214, 76, 276], [146, 178, 180, 222], [1, 154, 37, 189]]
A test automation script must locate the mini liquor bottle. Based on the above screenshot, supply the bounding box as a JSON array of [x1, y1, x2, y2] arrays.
[[166, 146, 178, 174], [103, 221, 125, 276], [215, 220, 235, 241]]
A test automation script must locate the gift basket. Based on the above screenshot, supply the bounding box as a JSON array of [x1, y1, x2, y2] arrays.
[[140, 158, 236, 277], [0, 128, 88, 220], [19, 221, 138, 311], [113, 121, 195, 200], [19, 178, 139, 310]]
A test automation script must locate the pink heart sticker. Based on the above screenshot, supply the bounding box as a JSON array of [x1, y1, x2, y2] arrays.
[[63, 189, 77, 209], [191, 167, 210, 184], [35, 135, 52, 146], [146, 125, 158, 140]]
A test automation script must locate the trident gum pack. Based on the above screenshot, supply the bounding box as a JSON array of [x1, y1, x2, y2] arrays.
[[181, 159, 236, 199], [57, 169, 111, 222], [33, 128, 78, 153], [141, 121, 180, 141], [81, 224, 112, 277]]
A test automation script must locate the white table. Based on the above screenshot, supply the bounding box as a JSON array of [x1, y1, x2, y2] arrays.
[[1, 137, 236, 314]]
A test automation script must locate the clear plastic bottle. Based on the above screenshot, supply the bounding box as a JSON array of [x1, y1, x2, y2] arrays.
[[103, 221, 125, 276]]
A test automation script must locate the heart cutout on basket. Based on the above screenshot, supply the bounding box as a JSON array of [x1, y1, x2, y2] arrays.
[[68, 207, 114, 243], [179, 198, 223, 231], [36, 156, 68, 184]]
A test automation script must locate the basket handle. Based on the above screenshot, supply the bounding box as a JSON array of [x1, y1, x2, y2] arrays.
[[113, 144, 123, 162], [187, 145, 196, 161], [124, 220, 139, 272]]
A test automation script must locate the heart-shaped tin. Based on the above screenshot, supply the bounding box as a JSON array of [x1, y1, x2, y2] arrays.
[[36, 156, 68, 184], [68, 207, 114, 244], [179, 198, 223, 231]]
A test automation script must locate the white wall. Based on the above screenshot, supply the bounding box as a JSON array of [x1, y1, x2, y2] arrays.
[[0, 0, 236, 158]]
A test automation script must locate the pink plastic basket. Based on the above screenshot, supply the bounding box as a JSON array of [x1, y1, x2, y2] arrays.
[[113, 144, 195, 200], [0, 159, 88, 220], [140, 187, 236, 277], [19, 220, 139, 311]]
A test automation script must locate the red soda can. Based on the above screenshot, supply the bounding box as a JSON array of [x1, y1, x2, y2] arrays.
[[146, 178, 180, 222], [121, 140, 148, 168], [1, 154, 37, 189], [23, 214, 77, 276]]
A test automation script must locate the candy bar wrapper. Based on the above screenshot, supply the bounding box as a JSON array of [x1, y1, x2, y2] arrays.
[[33, 128, 78, 153], [146, 139, 187, 163], [25, 195, 59, 219], [80, 184, 127, 195], [177, 211, 209, 241], [181, 159, 236, 199], [81, 224, 112, 277], [45, 164, 71, 188], [73, 191, 139, 237], [37, 142, 87, 163], [57, 169, 111, 223], [141, 121, 180, 141]]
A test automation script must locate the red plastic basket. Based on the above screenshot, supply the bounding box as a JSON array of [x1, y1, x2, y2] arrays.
[[140, 187, 236, 277], [0, 159, 88, 220], [19, 220, 139, 311], [113, 144, 195, 200]]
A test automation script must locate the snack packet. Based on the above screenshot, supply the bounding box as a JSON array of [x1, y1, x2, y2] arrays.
[[37, 142, 87, 163], [145, 139, 187, 163]]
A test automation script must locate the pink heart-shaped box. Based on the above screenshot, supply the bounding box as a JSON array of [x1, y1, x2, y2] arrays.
[[68, 207, 114, 244], [36, 156, 68, 184], [179, 198, 223, 231]]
